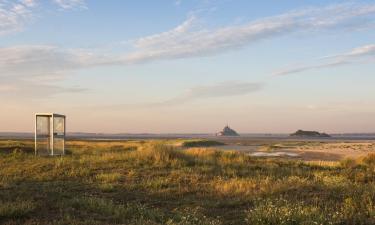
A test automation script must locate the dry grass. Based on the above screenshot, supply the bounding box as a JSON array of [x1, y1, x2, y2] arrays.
[[0, 139, 374, 225]]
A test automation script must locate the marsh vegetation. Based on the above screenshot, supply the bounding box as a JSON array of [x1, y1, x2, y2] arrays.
[[0, 139, 374, 224]]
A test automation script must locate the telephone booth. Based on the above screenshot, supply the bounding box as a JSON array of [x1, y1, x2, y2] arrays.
[[35, 113, 66, 156]]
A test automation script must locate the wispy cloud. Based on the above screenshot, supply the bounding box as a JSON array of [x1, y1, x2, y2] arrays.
[[0, 0, 35, 35], [0, 0, 89, 99], [2, 3, 375, 69], [0, 77, 85, 100], [125, 3, 375, 63], [1, 3, 374, 99], [53, 0, 86, 10], [0, 45, 122, 78], [273, 44, 375, 76], [0, 45, 123, 99], [21, 0, 36, 7], [88, 81, 264, 110], [0, 0, 86, 36], [0, 45, 92, 99], [158, 81, 264, 106], [0, 45, 263, 101], [333, 44, 375, 59]]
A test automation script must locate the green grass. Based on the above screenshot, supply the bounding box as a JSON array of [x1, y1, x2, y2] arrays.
[[0, 139, 374, 224], [0, 200, 36, 219], [180, 139, 225, 147]]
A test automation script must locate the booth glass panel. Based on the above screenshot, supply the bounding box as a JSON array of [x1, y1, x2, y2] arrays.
[[35, 115, 51, 155], [54, 117, 65, 135], [35, 114, 66, 156]]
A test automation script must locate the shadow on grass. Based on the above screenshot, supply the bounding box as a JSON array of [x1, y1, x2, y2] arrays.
[[0, 146, 34, 155]]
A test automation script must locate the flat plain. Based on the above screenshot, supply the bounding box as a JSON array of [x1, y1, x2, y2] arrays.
[[0, 138, 374, 225]]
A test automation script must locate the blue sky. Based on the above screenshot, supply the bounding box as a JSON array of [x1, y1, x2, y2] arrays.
[[1, 0, 375, 133]]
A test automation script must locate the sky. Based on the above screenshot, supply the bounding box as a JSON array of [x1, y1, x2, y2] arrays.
[[1, 0, 375, 133]]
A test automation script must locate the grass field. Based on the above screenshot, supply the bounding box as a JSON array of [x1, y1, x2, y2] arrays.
[[0, 139, 374, 225]]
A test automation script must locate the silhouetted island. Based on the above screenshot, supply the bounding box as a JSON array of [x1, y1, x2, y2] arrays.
[[216, 125, 239, 136], [290, 130, 331, 138]]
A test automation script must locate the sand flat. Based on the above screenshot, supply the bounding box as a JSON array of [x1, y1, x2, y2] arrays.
[[214, 140, 375, 161]]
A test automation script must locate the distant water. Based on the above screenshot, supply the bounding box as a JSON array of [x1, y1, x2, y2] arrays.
[[1, 132, 375, 140], [250, 152, 300, 157]]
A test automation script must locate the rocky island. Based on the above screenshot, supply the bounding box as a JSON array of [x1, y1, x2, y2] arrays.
[[290, 130, 331, 138], [216, 125, 239, 136]]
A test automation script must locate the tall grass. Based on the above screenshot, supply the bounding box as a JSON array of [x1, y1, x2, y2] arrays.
[[68, 197, 164, 224], [127, 142, 191, 167], [0, 140, 374, 225], [0, 200, 36, 219]]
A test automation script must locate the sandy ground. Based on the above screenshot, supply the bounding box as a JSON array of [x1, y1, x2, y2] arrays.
[[214, 142, 375, 161]]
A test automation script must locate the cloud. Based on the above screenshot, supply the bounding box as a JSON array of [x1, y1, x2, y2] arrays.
[[273, 44, 375, 76], [1, 3, 374, 98], [0, 0, 86, 37], [334, 44, 375, 58], [0, 45, 93, 99], [141, 81, 264, 108], [2, 3, 375, 68], [0, 45, 123, 99], [273, 61, 348, 76], [0, 0, 90, 99], [0, 0, 35, 35], [86, 81, 264, 110], [21, 0, 36, 7], [0, 45, 119, 78], [54, 0, 86, 10], [0, 78, 85, 100], [125, 3, 375, 63]]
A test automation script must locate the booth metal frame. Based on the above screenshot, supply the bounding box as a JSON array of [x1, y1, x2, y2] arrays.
[[35, 113, 66, 156]]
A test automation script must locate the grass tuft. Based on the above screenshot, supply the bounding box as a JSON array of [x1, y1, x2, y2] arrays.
[[0, 200, 36, 219]]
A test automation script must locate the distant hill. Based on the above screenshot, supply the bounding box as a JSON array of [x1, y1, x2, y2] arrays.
[[216, 125, 239, 136], [290, 130, 331, 138]]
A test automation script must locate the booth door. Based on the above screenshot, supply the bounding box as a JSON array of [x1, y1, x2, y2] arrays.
[[53, 117, 65, 155], [36, 116, 51, 155]]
